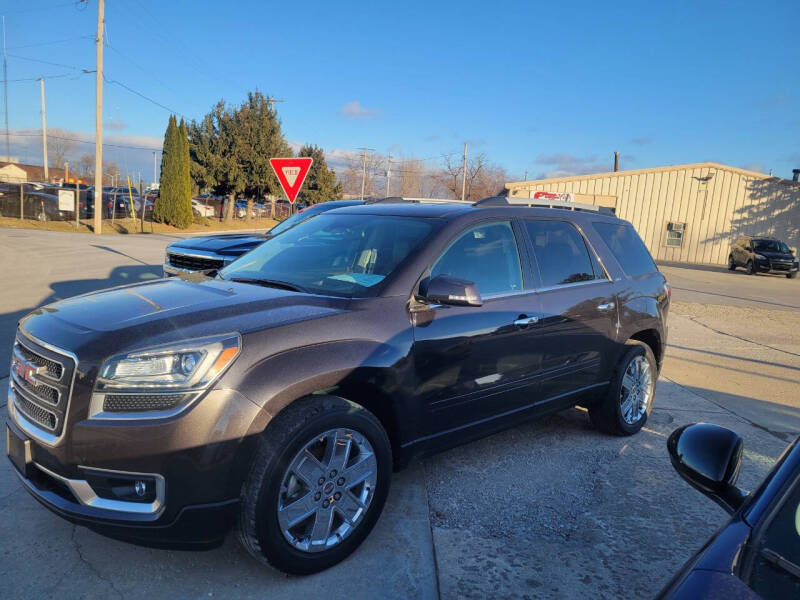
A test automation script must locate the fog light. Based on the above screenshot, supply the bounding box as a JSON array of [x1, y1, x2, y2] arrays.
[[83, 469, 158, 504]]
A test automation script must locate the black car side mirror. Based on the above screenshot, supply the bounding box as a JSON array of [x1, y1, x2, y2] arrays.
[[419, 275, 482, 307], [667, 423, 748, 514]]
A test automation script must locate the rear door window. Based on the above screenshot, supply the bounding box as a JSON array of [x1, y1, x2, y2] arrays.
[[524, 220, 599, 287], [430, 221, 523, 296], [594, 222, 657, 276]]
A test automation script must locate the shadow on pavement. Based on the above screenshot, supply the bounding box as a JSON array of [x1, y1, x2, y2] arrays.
[[0, 264, 161, 378]]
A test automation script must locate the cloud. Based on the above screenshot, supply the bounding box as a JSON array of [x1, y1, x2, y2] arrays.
[[104, 119, 127, 132], [339, 101, 378, 119], [631, 136, 653, 146], [533, 153, 611, 178]]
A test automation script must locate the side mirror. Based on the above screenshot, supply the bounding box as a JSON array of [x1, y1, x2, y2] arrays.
[[667, 423, 747, 514], [419, 275, 482, 307]]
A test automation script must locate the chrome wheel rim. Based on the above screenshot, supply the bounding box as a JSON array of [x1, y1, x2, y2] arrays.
[[620, 355, 653, 425], [277, 428, 377, 553]]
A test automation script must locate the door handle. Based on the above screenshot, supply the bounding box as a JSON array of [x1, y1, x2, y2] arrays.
[[513, 316, 539, 327], [597, 302, 616, 311]]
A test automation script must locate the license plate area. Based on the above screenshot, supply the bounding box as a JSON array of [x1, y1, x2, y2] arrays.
[[6, 425, 32, 478]]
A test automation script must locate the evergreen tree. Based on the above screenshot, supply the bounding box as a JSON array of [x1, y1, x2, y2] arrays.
[[296, 145, 343, 205], [155, 115, 193, 228], [187, 91, 293, 222]]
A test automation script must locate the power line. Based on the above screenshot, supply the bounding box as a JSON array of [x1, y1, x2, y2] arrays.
[[8, 131, 162, 151], [0, 1, 77, 15], [103, 74, 183, 117], [7, 36, 92, 50], [6, 53, 83, 70], [4, 72, 84, 83]]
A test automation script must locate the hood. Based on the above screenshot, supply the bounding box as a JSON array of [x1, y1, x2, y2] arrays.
[[20, 277, 347, 361], [168, 233, 268, 256]]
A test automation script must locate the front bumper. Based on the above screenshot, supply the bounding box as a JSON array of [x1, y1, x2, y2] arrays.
[[6, 379, 269, 548], [755, 259, 798, 274]]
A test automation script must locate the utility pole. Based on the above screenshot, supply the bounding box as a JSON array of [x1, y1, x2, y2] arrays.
[[385, 152, 392, 197], [93, 0, 104, 234], [267, 97, 284, 112], [2, 16, 9, 161], [39, 78, 48, 181], [357, 147, 373, 200], [152, 150, 157, 185], [461, 142, 467, 202]]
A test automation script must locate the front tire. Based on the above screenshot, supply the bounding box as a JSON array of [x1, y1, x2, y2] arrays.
[[747, 260, 757, 275], [788, 272, 797, 279], [238, 396, 392, 575], [589, 342, 657, 436], [727, 255, 736, 271]]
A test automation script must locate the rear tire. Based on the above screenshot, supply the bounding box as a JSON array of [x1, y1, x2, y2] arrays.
[[788, 272, 797, 279], [589, 342, 657, 436], [727, 255, 736, 271], [238, 395, 392, 575], [747, 260, 757, 275]]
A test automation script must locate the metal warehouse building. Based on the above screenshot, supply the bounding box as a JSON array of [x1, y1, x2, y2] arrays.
[[505, 162, 800, 265]]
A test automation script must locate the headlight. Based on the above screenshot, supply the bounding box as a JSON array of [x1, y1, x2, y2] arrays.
[[754, 254, 766, 260], [95, 333, 240, 392]]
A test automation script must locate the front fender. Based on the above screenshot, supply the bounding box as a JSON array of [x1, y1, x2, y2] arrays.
[[234, 334, 417, 446]]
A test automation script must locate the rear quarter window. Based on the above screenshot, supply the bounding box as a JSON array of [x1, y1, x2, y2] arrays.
[[593, 222, 657, 276]]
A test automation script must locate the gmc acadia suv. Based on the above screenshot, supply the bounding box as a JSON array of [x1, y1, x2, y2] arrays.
[[6, 197, 669, 574]]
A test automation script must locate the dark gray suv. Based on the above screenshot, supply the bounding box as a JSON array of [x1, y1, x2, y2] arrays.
[[6, 197, 669, 574]]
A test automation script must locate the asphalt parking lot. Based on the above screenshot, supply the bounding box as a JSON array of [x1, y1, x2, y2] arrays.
[[1, 228, 798, 599]]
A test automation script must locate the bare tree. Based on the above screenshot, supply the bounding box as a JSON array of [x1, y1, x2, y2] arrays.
[[340, 151, 383, 197], [78, 153, 94, 177], [437, 152, 489, 202], [48, 128, 77, 170]]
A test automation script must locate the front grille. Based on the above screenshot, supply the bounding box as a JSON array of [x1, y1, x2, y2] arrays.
[[103, 393, 189, 412], [10, 334, 75, 440], [168, 252, 223, 272], [13, 374, 59, 405], [15, 341, 63, 379], [13, 388, 57, 431], [771, 262, 791, 271]]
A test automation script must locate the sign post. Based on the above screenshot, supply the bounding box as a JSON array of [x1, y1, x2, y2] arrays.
[[269, 157, 313, 216]]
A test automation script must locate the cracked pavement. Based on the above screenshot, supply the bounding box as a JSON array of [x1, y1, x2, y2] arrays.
[[1, 231, 799, 599]]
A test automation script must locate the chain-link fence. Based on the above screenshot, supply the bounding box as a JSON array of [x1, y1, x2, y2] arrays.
[[0, 182, 292, 227]]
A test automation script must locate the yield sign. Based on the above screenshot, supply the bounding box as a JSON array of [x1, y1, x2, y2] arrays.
[[269, 157, 313, 204]]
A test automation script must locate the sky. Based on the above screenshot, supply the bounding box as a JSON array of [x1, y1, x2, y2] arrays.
[[1, 0, 799, 184]]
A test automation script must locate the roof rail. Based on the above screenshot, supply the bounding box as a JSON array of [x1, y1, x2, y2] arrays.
[[473, 195, 616, 216], [364, 196, 466, 204]]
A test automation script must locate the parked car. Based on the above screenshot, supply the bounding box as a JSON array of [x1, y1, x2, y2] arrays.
[[728, 236, 798, 278], [163, 199, 363, 276], [6, 197, 669, 574], [659, 423, 800, 599], [191, 198, 216, 218]]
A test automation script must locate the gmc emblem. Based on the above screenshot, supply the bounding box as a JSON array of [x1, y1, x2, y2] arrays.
[[12, 354, 45, 386]]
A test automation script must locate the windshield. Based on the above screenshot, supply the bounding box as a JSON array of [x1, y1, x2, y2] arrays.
[[754, 240, 791, 253], [220, 213, 435, 297], [267, 202, 346, 236]]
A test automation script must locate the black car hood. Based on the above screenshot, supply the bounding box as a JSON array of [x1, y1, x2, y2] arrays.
[[168, 233, 269, 256], [20, 277, 346, 361]]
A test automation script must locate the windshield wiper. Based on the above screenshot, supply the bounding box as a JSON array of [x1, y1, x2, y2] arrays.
[[227, 277, 308, 293]]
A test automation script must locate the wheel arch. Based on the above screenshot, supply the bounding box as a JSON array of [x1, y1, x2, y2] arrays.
[[628, 328, 663, 366], [235, 339, 415, 469]]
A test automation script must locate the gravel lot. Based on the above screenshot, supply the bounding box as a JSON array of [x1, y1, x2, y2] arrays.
[[1, 229, 798, 599]]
